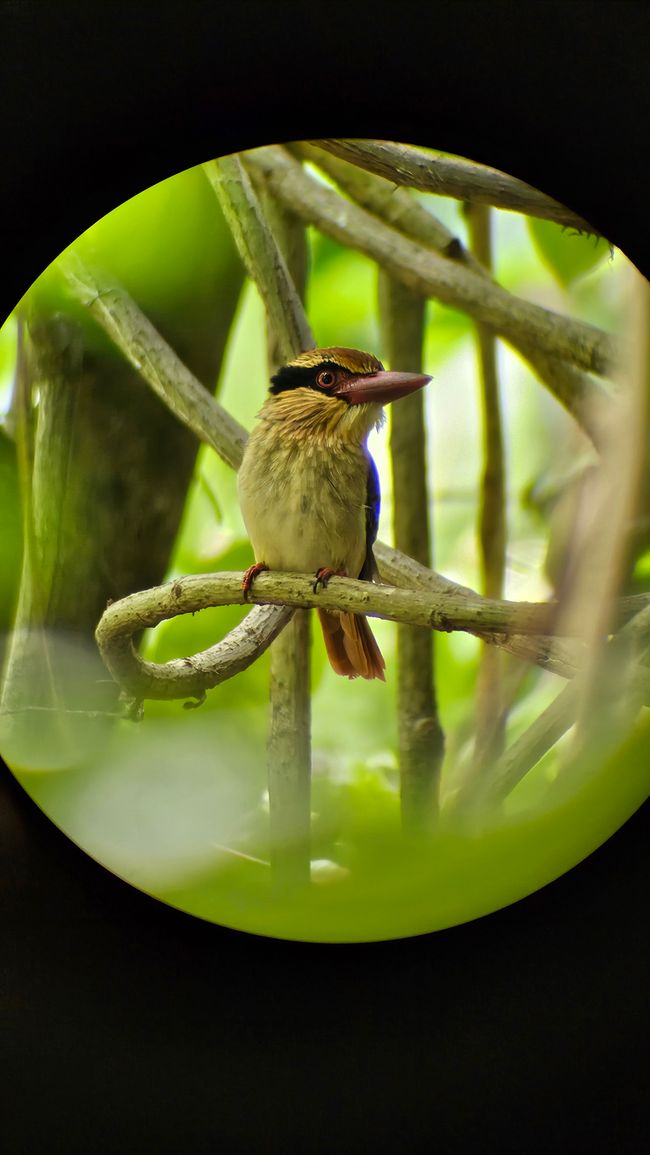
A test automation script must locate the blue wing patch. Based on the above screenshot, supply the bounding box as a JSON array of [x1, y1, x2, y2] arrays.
[[359, 452, 381, 581]]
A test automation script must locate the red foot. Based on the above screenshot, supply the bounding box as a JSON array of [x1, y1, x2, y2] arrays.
[[242, 562, 269, 600], [313, 566, 346, 594]]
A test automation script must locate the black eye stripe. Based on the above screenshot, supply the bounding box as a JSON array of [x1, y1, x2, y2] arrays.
[[269, 361, 346, 396]]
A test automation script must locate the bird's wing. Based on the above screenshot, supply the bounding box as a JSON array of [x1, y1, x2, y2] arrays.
[[359, 452, 381, 582]]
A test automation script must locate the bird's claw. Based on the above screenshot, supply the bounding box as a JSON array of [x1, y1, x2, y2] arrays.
[[242, 562, 269, 600], [313, 566, 346, 594]]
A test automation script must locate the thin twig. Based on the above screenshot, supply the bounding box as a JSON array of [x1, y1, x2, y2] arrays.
[[459, 601, 650, 809], [59, 253, 247, 470], [262, 187, 313, 889], [60, 253, 647, 704], [257, 179, 310, 370], [291, 141, 481, 269], [293, 141, 610, 451], [203, 155, 313, 362], [517, 346, 609, 446], [379, 273, 444, 832], [206, 153, 315, 891], [243, 147, 620, 385], [313, 140, 597, 233], [0, 706, 128, 719], [373, 543, 647, 680], [567, 271, 650, 757], [466, 202, 507, 768], [267, 609, 311, 890]]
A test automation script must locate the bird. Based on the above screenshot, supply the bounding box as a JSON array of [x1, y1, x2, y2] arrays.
[[237, 347, 431, 680]]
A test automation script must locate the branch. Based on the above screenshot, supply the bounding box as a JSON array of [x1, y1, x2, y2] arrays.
[[203, 155, 313, 361], [59, 252, 247, 471], [379, 272, 444, 831], [291, 140, 482, 271], [373, 542, 649, 682], [256, 181, 311, 372], [466, 202, 507, 767], [267, 609, 311, 889], [97, 595, 293, 704], [463, 600, 650, 808], [243, 147, 621, 386], [517, 345, 609, 447], [313, 140, 597, 233], [291, 142, 612, 451], [0, 322, 72, 752], [205, 154, 316, 890], [95, 570, 650, 704], [468, 203, 506, 601], [60, 251, 645, 702]]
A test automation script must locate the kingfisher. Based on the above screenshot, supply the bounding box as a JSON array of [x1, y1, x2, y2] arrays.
[[237, 347, 431, 680]]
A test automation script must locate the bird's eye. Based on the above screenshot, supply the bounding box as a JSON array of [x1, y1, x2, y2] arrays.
[[317, 370, 336, 389]]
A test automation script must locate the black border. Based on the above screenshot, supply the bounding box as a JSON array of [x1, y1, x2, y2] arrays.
[[2, 3, 648, 1151]]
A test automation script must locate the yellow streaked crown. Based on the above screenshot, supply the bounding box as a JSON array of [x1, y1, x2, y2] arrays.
[[286, 347, 384, 375]]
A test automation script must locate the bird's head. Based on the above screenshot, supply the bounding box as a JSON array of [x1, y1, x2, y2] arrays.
[[270, 347, 431, 406]]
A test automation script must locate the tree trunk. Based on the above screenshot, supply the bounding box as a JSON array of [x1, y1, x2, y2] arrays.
[[1, 178, 244, 767]]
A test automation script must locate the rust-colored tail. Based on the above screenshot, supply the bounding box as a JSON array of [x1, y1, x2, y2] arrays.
[[318, 609, 386, 681]]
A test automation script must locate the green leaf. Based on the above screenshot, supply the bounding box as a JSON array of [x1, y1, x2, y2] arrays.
[[527, 217, 610, 287]]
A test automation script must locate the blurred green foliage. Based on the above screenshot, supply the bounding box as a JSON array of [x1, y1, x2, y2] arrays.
[[0, 318, 21, 669], [1, 154, 648, 942], [21, 163, 242, 369], [0, 427, 22, 657]]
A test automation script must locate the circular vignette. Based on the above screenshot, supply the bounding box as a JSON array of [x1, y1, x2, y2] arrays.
[[1, 138, 648, 942]]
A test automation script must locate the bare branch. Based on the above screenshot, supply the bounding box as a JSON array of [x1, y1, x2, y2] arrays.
[[60, 250, 645, 710], [293, 141, 610, 449], [379, 273, 443, 831], [203, 155, 314, 360], [373, 542, 649, 681], [462, 601, 650, 809], [59, 253, 247, 470], [243, 146, 621, 384], [466, 202, 507, 767], [313, 139, 597, 233], [257, 184, 311, 372], [267, 610, 311, 889], [469, 204, 506, 603], [95, 569, 650, 705], [96, 596, 293, 704], [517, 345, 609, 446], [566, 274, 650, 753], [216, 166, 317, 891], [292, 141, 480, 270]]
